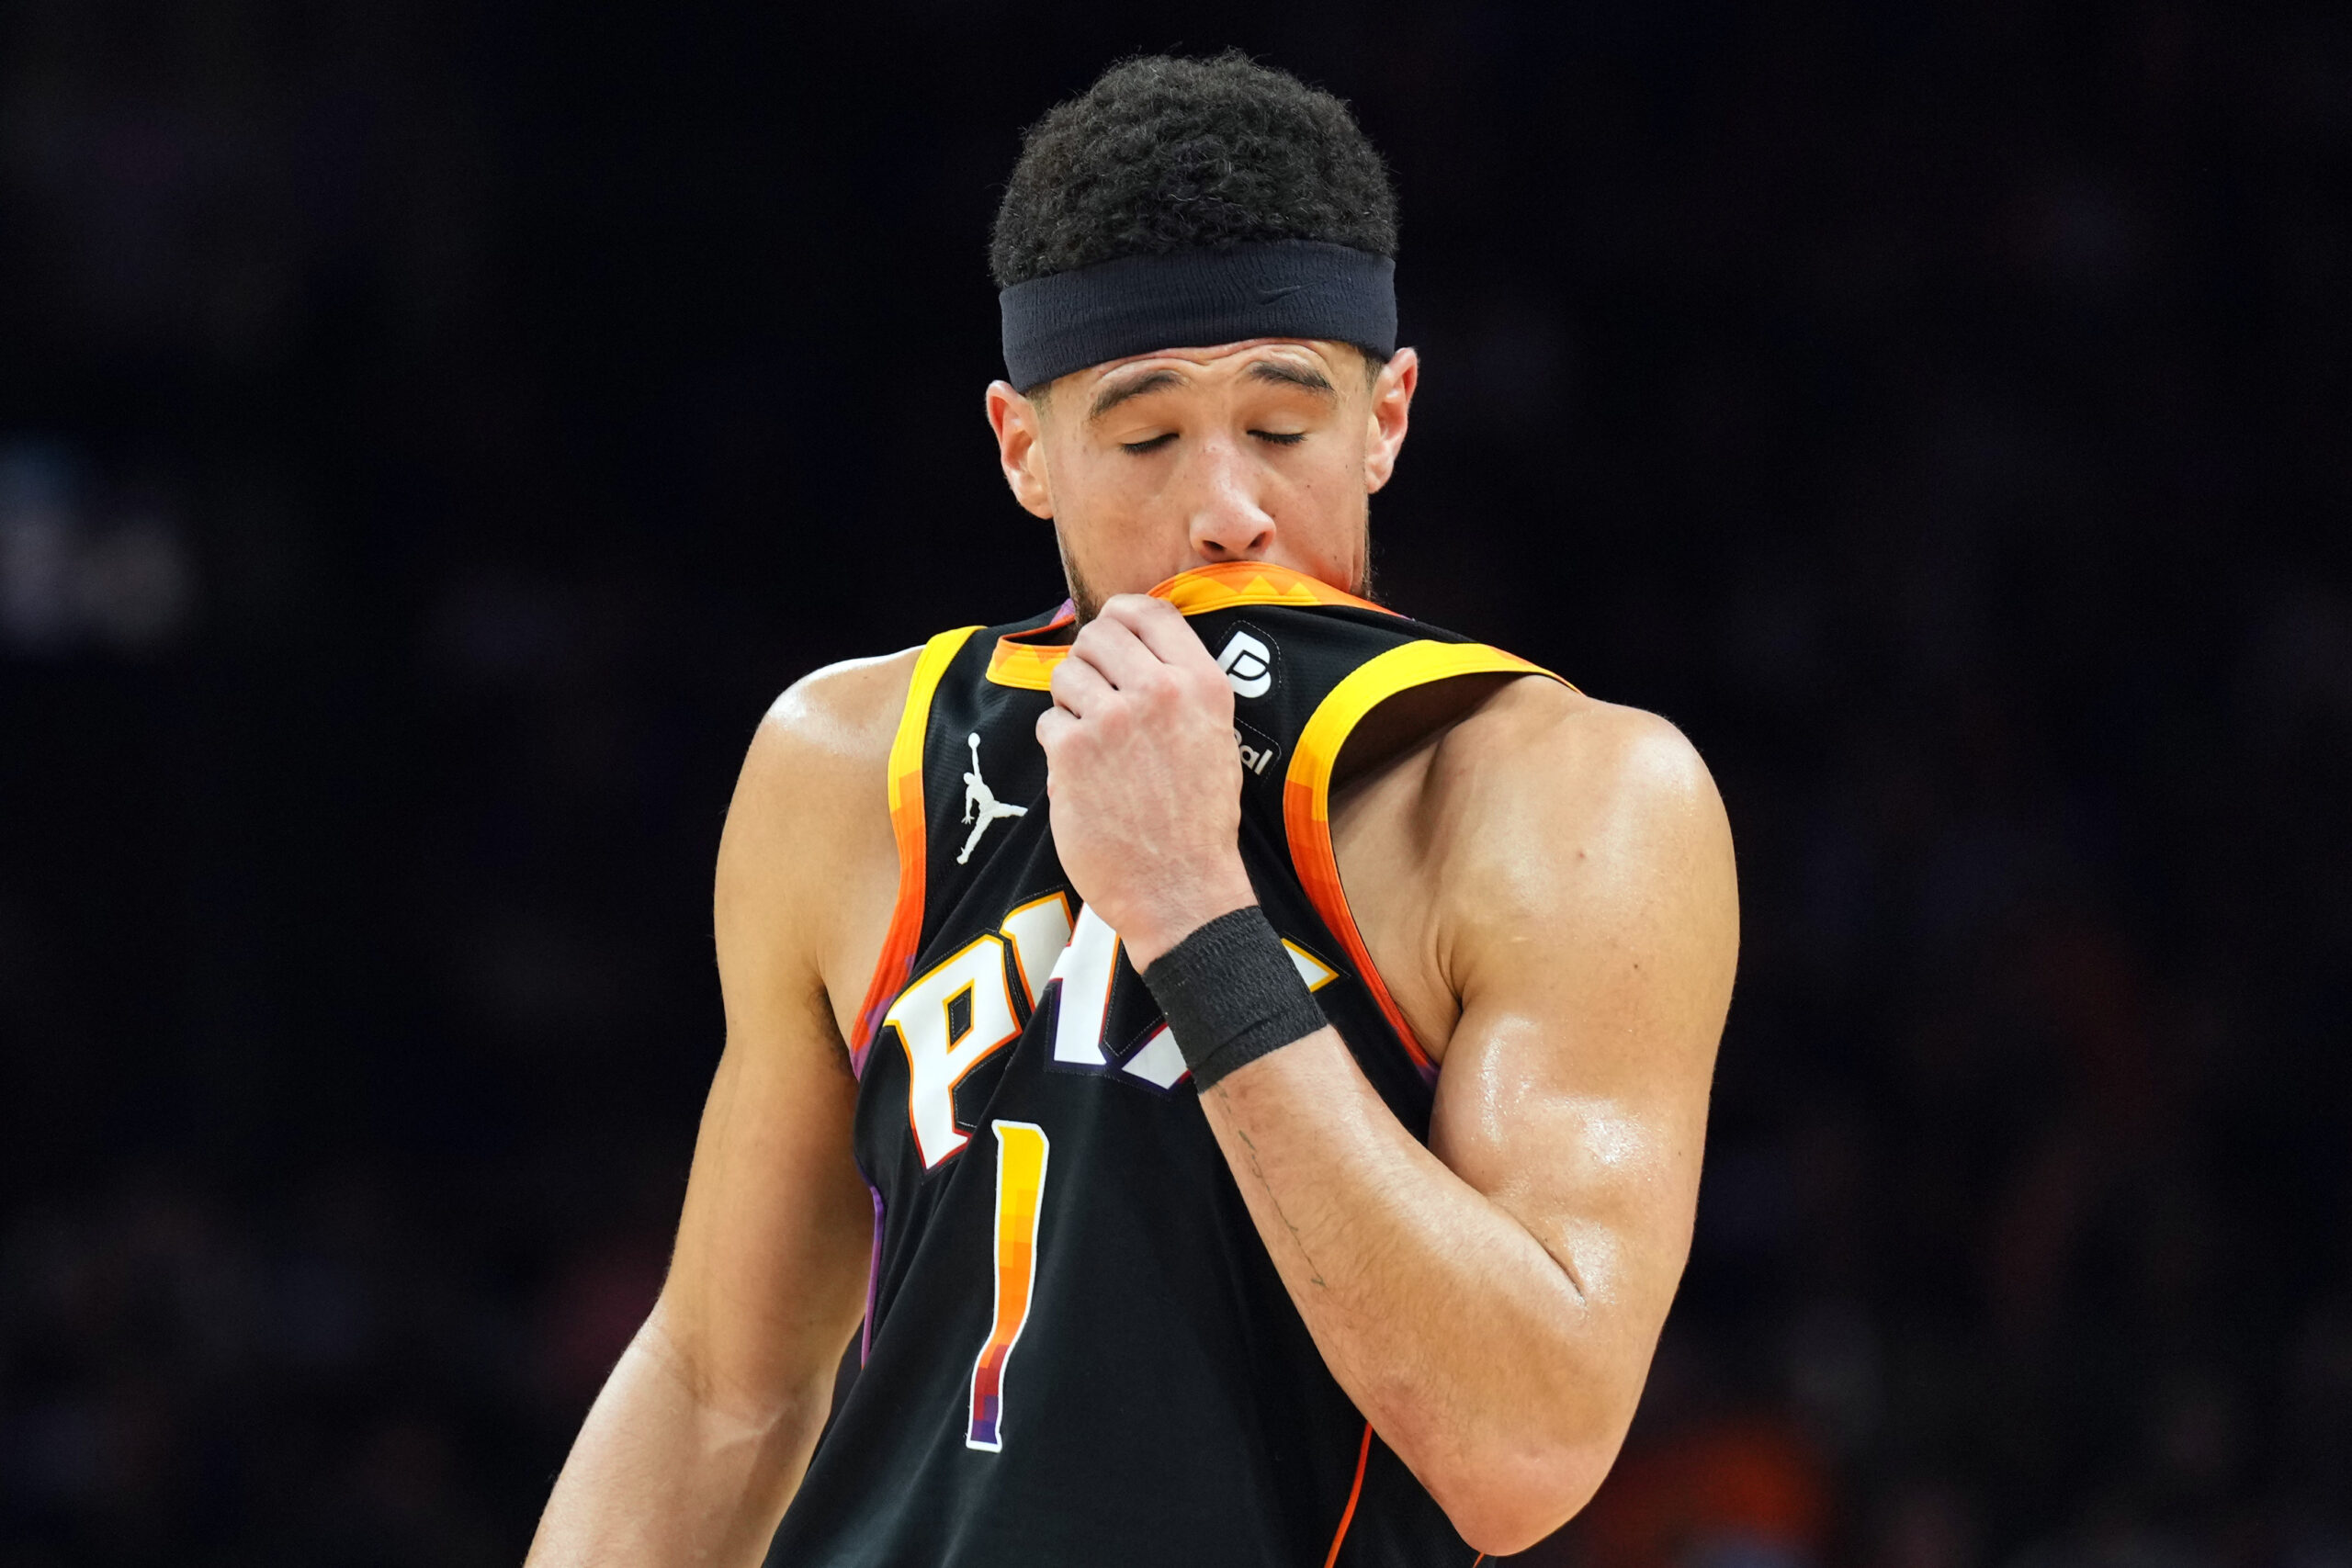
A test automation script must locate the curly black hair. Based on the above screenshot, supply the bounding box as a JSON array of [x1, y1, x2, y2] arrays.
[[989, 52, 1397, 289]]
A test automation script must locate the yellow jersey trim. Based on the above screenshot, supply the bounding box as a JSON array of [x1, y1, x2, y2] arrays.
[[1282, 639, 1565, 1076], [853, 626, 981, 1072]]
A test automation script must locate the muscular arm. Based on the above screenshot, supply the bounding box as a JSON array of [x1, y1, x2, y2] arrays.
[[1196, 685, 1735, 1552], [1042, 601, 1736, 1556], [525, 651, 915, 1568]]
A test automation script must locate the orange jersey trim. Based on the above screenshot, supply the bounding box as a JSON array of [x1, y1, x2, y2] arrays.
[[984, 562, 1396, 690], [1155, 559, 1398, 618], [852, 626, 981, 1074], [1282, 639, 1564, 1077], [984, 603, 1074, 691], [1322, 1422, 1374, 1568]]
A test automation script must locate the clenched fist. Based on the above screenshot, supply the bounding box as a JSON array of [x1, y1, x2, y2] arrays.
[[1035, 595, 1259, 968]]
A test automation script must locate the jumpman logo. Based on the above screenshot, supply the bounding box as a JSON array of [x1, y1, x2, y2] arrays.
[[957, 731, 1028, 865]]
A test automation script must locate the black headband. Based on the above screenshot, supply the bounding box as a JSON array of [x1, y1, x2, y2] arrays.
[[999, 241, 1396, 390]]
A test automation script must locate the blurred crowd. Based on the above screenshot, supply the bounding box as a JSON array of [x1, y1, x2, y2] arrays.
[[3, 2, 2346, 1564]]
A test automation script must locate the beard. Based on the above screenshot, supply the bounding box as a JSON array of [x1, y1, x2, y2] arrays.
[[1055, 536, 1109, 626]]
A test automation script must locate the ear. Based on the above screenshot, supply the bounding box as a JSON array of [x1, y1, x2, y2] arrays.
[[1362, 347, 1418, 495], [986, 381, 1055, 518]]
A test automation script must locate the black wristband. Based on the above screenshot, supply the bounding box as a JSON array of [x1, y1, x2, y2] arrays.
[[1140, 907, 1329, 1092]]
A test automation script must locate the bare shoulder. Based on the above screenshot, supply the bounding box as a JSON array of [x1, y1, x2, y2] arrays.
[[727, 649, 921, 852], [717, 649, 922, 1035], [1424, 678, 1736, 954], [1435, 678, 1724, 827], [747, 647, 924, 789]]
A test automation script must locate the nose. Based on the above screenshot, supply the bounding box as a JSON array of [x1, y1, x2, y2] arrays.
[[1184, 434, 1276, 562]]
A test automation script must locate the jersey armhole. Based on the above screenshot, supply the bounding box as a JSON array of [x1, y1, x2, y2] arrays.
[[849, 626, 981, 1077], [1282, 640, 1568, 1081]]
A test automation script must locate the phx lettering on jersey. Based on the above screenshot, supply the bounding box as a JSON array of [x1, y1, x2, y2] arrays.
[[884, 887, 1345, 1162]]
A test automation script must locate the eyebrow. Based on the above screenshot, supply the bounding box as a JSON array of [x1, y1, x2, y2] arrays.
[[1088, 369, 1186, 421], [1246, 360, 1338, 398]]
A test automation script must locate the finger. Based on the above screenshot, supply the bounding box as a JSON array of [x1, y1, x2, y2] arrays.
[[1067, 612, 1164, 692], [1035, 703, 1077, 754], [1047, 649, 1117, 716], [1099, 593, 1215, 672]]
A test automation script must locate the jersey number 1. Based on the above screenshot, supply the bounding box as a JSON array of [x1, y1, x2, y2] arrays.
[[875, 894, 1336, 1454], [966, 1120, 1047, 1451]]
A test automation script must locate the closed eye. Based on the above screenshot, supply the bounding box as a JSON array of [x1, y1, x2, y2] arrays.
[[1251, 430, 1307, 446], [1120, 433, 1177, 455]]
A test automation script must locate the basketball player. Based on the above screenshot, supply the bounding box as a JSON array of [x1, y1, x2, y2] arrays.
[[526, 54, 1736, 1566]]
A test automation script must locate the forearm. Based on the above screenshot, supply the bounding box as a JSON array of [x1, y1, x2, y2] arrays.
[[1197, 1032, 1633, 1551], [525, 1306, 835, 1568]]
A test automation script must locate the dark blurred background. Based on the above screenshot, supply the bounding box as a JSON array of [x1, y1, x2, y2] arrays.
[[4, 1, 2349, 1563]]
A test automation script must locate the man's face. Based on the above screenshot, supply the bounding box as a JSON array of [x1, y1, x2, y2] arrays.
[[986, 338, 1419, 618]]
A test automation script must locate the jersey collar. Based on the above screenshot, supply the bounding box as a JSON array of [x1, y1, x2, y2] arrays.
[[985, 562, 1396, 691]]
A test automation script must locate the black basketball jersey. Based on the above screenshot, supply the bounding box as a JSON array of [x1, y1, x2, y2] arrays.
[[768, 562, 1556, 1567]]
